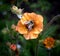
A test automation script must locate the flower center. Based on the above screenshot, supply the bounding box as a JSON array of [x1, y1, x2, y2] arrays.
[[25, 20, 34, 31]]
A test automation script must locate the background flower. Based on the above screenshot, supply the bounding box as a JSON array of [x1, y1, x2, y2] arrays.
[[10, 44, 17, 51], [43, 37, 55, 49]]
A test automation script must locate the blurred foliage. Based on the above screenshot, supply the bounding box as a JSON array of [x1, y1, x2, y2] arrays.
[[29, 0, 51, 13], [0, 0, 60, 56]]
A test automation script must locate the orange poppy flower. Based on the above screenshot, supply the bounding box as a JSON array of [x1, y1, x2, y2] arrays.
[[43, 37, 55, 49], [10, 44, 16, 51], [15, 12, 43, 40]]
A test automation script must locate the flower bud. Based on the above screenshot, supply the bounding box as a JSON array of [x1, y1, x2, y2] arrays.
[[2, 28, 9, 34], [11, 24, 16, 30], [11, 5, 18, 14]]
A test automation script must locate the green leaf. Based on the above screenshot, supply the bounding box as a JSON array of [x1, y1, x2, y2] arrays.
[[38, 46, 48, 56], [0, 4, 10, 12], [41, 25, 58, 39]]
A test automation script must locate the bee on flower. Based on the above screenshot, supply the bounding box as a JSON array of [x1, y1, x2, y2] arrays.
[[11, 6, 43, 40], [43, 37, 55, 49], [16, 12, 43, 40]]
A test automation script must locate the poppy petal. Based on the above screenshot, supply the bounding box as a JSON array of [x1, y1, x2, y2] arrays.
[[16, 21, 28, 34], [23, 33, 38, 40], [31, 27, 43, 34], [29, 13, 43, 25]]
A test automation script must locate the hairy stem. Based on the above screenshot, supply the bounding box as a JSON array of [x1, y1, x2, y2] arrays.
[[43, 15, 60, 32], [35, 35, 41, 56]]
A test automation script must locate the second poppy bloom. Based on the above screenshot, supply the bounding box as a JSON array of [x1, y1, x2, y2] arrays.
[[15, 12, 43, 40], [43, 37, 55, 49]]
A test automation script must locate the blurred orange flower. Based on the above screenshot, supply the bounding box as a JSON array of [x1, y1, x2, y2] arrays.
[[43, 37, 55, 49], [10, 44, 16, 51], [15, 12, 43, 40]]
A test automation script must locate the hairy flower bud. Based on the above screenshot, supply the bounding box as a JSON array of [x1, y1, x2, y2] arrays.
[[11, 5, 23, 15], [11, 5, 18, 14]]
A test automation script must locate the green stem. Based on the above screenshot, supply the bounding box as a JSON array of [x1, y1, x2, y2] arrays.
[[16, 0, 18, 6], [35, 35, 41, 56], [48, 49, 51, 56], [43, 15, 60, 32], [49, 51, 51, 56]]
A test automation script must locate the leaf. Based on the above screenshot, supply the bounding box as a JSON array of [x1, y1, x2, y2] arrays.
[[0, 4, 10, 12], [52, 45, 60, 56], [38, 45, 48, 56], [41, 25, 58, 39], [43, 16, 48, 26]]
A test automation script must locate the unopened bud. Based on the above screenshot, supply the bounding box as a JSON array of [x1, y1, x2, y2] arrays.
[[6, 42, 11, 46], [11, 5, 23, 15], [11, 5, 18, 14], [11, 24, 16, 30], [2, 28, 9, 34]]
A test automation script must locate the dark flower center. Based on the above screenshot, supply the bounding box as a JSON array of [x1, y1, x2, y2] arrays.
[[25, 20, 34, 30]]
